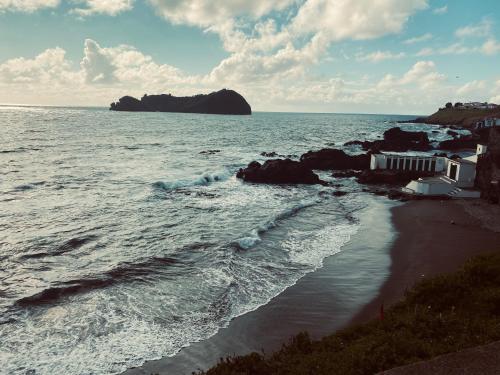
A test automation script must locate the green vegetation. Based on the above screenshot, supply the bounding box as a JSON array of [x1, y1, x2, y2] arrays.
[[424, 107, 500, 128], [197, 253, 500, 375]]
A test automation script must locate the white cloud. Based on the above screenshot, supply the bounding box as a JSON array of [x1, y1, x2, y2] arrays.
[[481, 39, 500, 55], [432, 5, 447, 15], [455, 19, 492, 38], [147, 0, 295, 27], [416, 47, 434, 56], [289, 0, 428, 42], [80, 39, 118, 84], [72, 0, 133, 16], [441, 42, 471, 55], [0, 0, 59, 12], [378, 61, 445, 90], [0, 47, 76, 84], [457, 80, 486, 96], [403, 33, 432, 44], [356, 50, 405, 63]]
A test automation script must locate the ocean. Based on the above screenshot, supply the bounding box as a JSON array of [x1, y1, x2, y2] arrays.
[[0, 107, 456, 374]]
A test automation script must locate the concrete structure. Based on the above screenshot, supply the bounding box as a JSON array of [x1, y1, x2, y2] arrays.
[[370, 154, 447, 173], [370, 144, 486, 198]]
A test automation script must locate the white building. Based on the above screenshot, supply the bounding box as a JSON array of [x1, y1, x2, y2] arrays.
[[370, 144, 487, 198], [475, 117, 500, 130]]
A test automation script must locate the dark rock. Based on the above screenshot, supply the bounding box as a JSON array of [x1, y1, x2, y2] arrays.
[[343, 140, 365, 147], [357, 169, 435, 185], [260, 151, 278, 157], [344, 127, 431, 152], [199, 149, 221, 155], [236, 159, 323, 185], [299, 148, 370, 170], [447, 130, 459, 137], [438, 136, 477, 150], [110, 89, 251, 115], [332, 191, 348, 197], [331, 170, 362, 178]]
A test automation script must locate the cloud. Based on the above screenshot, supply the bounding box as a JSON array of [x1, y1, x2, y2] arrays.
[[81, 39, 118, 83], [72, 0, 133, 16], [147, 0, 295, 27], [481, 39, 500, 55], [378, 61, 445, 90], [0, 0, 59, 12], [432, 5, 447, 14], [403, 33, 432, 44], [457, 80, 486, 96], [0, 47, 76, 84], [455, 19, 492, 38], [415, 47, 434, 56], [356, 50, 405, 63], [289, 0, 428, 42]]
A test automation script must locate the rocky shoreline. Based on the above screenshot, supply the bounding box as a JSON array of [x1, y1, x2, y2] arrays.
[[236, 125, 496, 201]]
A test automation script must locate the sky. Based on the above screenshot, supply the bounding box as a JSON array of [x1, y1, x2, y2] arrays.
[[0, 0, 499, 114]]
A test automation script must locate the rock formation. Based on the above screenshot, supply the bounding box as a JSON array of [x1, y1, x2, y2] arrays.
[[236, 159, 323, 185], [299, 148, 370, 170], [110, 89, 251, 115], [344, 127, 431, 152]]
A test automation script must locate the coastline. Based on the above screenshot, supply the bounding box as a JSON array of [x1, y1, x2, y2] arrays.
[[351, 199, 500, 325], [123, 198, 500, 375], [123, 197, 398, 375]]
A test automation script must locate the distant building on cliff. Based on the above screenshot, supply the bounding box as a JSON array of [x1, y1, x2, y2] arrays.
[[475, 117, 500, 130], [370, 144, 487, 198], [456, 102, 498, 110]]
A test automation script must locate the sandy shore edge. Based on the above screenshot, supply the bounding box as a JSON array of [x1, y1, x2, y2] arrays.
[[124, 199, 500, 375]]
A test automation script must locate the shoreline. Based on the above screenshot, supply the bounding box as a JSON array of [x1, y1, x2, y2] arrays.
[[124, 198, 500, 375], [123, 197, 398, 375], [351, 199, 500, 325]]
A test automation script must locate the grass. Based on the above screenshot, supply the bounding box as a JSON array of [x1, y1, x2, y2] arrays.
[[196, 253, 500, 375]]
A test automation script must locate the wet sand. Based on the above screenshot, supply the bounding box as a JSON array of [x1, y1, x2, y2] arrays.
[[352, 199, 500, 325], [125, 199, 500, 375]]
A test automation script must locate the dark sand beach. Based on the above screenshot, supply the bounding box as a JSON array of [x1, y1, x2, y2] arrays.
[[125, 199, 500, 375]]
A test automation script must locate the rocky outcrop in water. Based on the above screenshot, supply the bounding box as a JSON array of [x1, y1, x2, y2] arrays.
[[236, 159, 324, 185], [110, 89, 251, 115], [299, 148, 370, 170], [344, 127, 431, 152]]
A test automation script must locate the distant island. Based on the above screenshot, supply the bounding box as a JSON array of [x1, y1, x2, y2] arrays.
[[109, 89, 251, 115], [408, 101, 500, 128]]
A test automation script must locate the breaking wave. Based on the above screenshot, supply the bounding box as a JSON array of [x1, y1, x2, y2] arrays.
[[152, 170, 232, 192], [234, 198, 322, 250]]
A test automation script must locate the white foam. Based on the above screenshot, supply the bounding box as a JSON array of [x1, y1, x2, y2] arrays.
[[234, 198, 322, 250], [153, 170, 231, 191]]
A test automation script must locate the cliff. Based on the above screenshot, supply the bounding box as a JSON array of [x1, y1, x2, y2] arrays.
[[109, 89, 251, 115], [411, 107, 500, 128], [475, 127, 500, 203]]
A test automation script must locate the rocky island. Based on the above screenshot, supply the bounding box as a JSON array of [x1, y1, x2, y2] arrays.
[[109, 89, 251, 115]]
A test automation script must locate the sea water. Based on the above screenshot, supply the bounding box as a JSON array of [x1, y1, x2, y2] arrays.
[[0, 107, 456, 374]]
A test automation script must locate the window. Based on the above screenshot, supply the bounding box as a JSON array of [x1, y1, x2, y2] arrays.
[[411, 159, 417, 171], [387, 158, 392, 169], [418, 159, 424, 171], [430, 160, 436, 171], [405, 159, 411, 170]]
